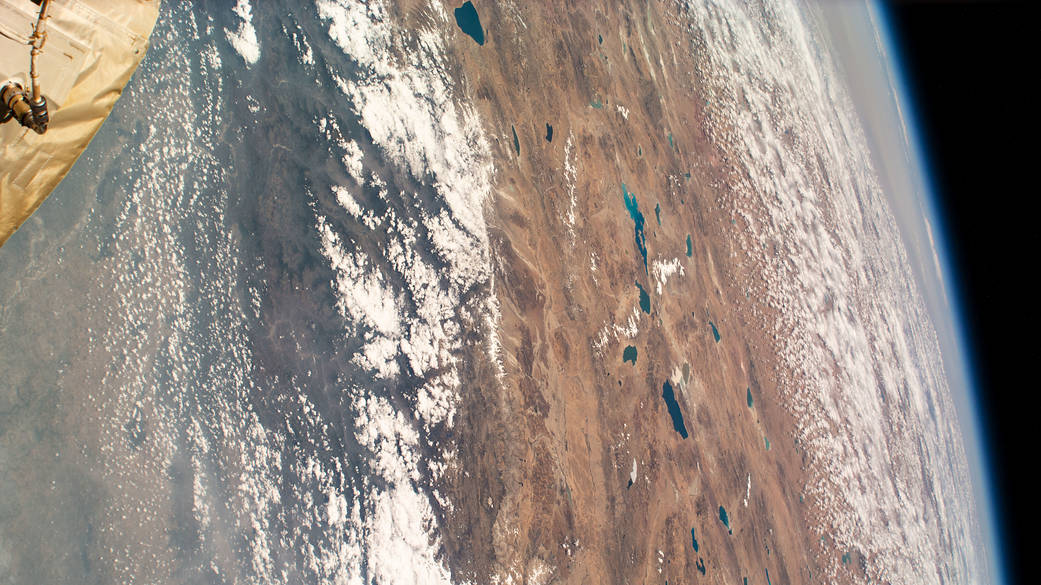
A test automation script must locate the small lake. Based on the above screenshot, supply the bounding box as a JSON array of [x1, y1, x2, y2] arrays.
[[661, 380, 688, 438], [623, 345, 637, 365], [622, 183, 648, 271], [635, 281, 650, 313], [719, 505, 731, 533], [454, 2, 485, 45]]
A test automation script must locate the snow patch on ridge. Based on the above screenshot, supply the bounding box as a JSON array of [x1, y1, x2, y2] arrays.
[[651, 257, 684, 295], [563, 132, 579, 245], [593, 305, 643, 353]]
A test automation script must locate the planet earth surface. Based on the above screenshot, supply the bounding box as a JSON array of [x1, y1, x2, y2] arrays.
[[0, 1, 999, 584]]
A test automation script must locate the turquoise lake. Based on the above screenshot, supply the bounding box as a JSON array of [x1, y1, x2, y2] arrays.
[[622, 184, 648, 271]]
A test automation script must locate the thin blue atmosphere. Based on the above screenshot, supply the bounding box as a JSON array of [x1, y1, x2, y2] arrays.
[[875, 3, 1004, 584]]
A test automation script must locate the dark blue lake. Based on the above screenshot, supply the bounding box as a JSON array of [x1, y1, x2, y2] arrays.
[[719, 505, 731, 533], [623, 345, 638, 365], [454, 2, 485, 45], [636, 281, 650, 313], [661, 380, 688, 438]]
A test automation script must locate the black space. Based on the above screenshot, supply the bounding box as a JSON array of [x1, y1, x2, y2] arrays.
[[886, 3, 1034, 583]]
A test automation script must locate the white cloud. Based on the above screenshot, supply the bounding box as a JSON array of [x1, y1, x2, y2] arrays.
[[225, 0, 260, 66]]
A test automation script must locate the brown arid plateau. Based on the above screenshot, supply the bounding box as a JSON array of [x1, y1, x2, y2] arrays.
[[431, 2, 831, 583]]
